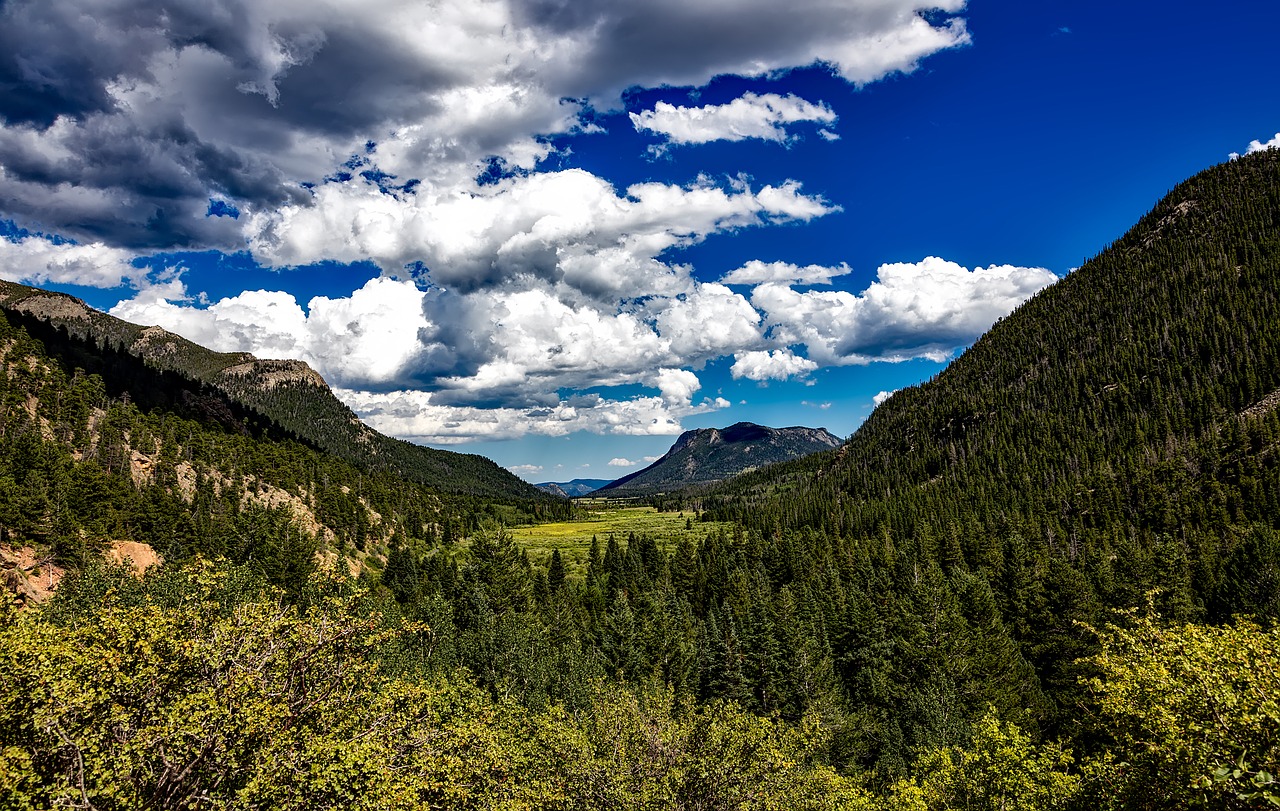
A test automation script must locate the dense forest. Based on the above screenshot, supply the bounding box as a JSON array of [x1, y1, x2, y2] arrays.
[[0, 304, 564, 588], [3, 152, 1280, 808]]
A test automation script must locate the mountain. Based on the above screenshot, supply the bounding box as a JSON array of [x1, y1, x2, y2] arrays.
[[0, 285, 571, 594], [0, 280, 550, 503], [701, 150, 1280, 555], [595, 422, 841, 497], [688, 150, 1280, 734], [7, 156, 1280, 808], [534, 478, 613, 497]]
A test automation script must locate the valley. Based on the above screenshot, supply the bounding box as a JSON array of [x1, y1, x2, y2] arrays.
[[3, 151, 1280, 808], [506, 502, 738, 577]]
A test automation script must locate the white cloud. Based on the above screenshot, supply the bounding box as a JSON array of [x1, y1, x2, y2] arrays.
[[111, 276, 430, 389], [1, 0, 980, 446], [731, 349, 819, 381], [507, 464, 543, 478], [630, 93, 836, 148], [1246, 132, 1280, 156], [873, 389, 897, 406], [246, 170, 836, 288], [608, 458, 636, 467], [0, 0, 969, 251], [105, 252, 1054, 442], [752, 256, 1057, 365], [334, 386, 729, 444], [721, 259, 852, 286], [654, 283, 765, 359], [655, 368, 702, 405], [0, 234, 147, 289]]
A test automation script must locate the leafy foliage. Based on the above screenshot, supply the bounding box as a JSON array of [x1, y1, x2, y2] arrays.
[[0, 561, 875, 810], [1083, 610, 1280, 809]]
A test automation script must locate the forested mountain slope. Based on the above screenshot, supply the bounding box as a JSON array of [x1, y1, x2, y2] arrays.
[[0, 281, 548, 502], [0, 300, 566, 592], [647, 150, 1280, 756], [4, 155, 1280, 809], [700, 149, 1280, 604], [598, 422, 841, 496]]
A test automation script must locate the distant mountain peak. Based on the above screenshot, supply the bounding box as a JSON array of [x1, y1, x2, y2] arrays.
[[597, 422, 840, 497]]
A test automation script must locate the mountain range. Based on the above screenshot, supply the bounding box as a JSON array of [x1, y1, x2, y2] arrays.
[[4, 141, 1280, 811], [533, 478, 614, 497]]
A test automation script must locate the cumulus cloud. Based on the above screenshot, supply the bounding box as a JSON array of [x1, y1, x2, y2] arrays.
[[507, 464, 543, 478], [721, 259, 852, 286], [630, 93, 836, 148], [246, 170, 835, 287], [105, 252, 1056, 441], [1231, 132, 1280, 160], [752, 256, 1058, 365], [0, 233, 148, 288], [608, 458, 636, 467], [0, 0, 981, 445], [335, 387, 729, 445], [111, 276, 431, 389], [0, 0, 969, 251], [107, 272, 742, 434], [872, 389, 897, 406], [731, 349, 819, 381]]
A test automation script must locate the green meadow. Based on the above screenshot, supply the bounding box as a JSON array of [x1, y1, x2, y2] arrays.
[[508, 502, 737, 577]]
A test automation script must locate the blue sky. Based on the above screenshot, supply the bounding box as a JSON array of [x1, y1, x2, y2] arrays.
[[2, 0, 1278, 483]]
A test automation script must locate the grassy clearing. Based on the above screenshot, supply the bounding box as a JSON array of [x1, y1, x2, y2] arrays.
[[508, 502, 738, 578]]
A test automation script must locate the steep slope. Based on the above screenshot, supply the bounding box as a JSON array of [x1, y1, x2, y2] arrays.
[[0, 301, 568, 596], [597, 422, 841, 497], [0, 281, 549, 502], [702, 151, 1280, 552], [660, 150, 1280, 751]]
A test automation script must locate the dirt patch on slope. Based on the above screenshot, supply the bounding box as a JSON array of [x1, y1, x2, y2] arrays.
[[107, 540, 163, 574], [1, 546, 66, 606]]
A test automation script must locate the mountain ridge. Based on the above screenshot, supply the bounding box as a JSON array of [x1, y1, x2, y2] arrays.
[[534, 478, 613, 497], [596, 421, 841, 497], [0, 280, 550, 503]]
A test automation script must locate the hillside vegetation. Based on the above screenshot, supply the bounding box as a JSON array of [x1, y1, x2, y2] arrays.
[[3, 152, 1280, 808], [0, 303, 565, 593], [0, 281, 548, 502]]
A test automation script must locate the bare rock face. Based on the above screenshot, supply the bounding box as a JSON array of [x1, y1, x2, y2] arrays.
[[5, 291, 93, 322], [106, 541, 164, 575], [220, 359, 328, 390]]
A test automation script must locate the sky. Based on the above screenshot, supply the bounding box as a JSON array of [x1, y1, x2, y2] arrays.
[[2, 1, 1279, 484]]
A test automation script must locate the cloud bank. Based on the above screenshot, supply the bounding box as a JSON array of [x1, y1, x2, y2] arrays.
[[0, 0, 1050, 446], [109, 255, 1055, 441], [0, 0, 970, 253]]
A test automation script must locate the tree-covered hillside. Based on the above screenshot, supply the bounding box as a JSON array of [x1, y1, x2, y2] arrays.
[[0, 305, 566, 591], [0, 281, 549, 502], [4, 152, 1280, 809], [696, 149, 1280, 629]]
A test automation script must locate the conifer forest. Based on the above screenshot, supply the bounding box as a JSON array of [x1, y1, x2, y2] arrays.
[[3, 153, 1280, 809]]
